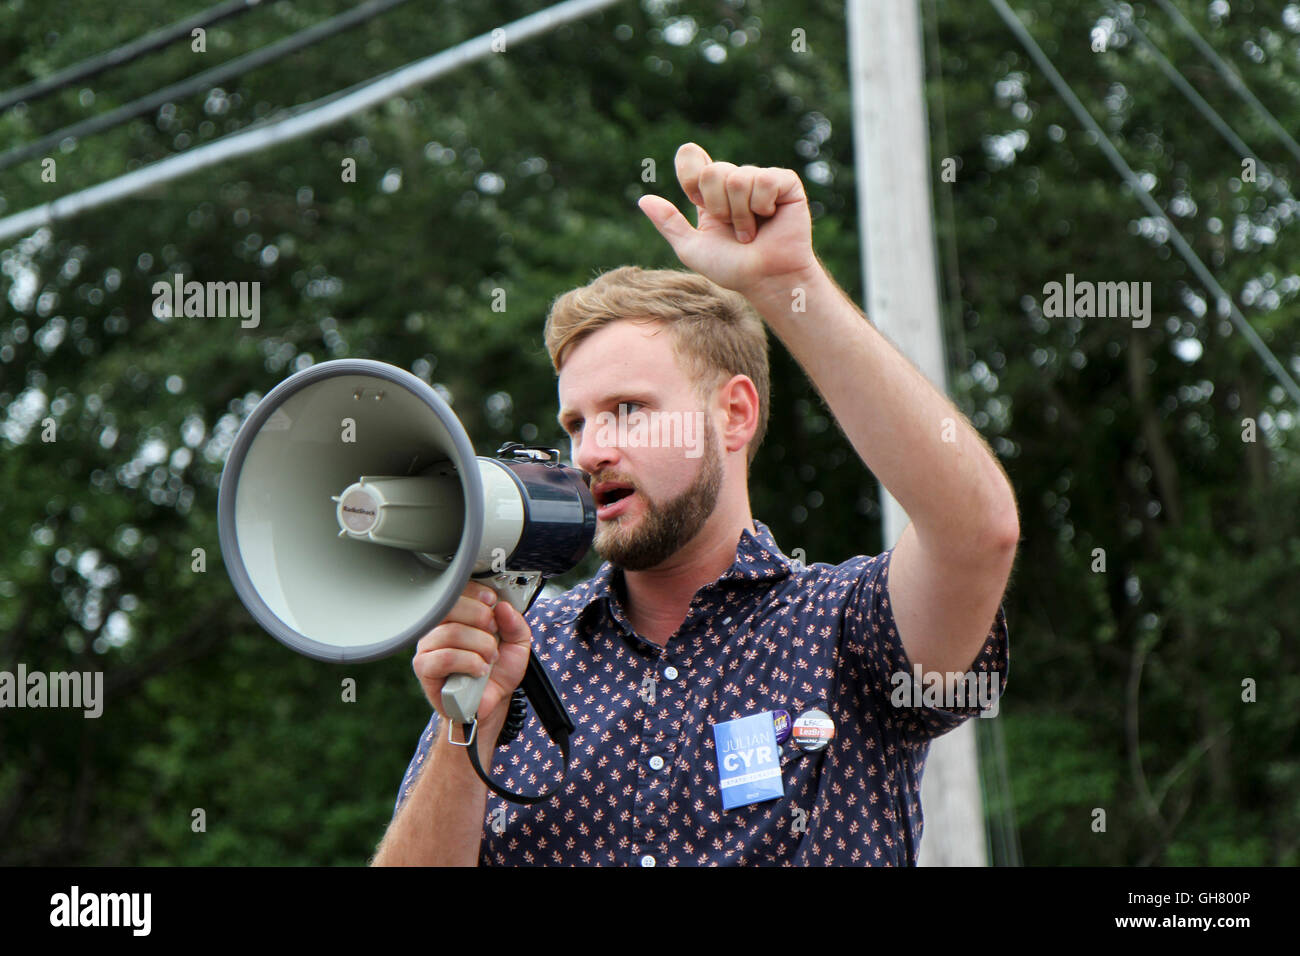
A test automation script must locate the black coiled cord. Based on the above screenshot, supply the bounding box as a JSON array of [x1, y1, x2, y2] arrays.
[[460, 575, 573, 805], [495, 688, 528, 746]]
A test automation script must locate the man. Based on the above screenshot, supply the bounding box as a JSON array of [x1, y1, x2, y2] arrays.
[[371, 143, 1018, 866]]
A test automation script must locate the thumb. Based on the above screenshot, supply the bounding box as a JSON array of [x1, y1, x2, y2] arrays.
[[638, 195, 696, 253], [494, 600, 532, 650]]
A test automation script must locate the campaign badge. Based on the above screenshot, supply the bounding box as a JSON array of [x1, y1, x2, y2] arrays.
[[712, 712, 784, 811], [772, 709, 791, 744], [792, 707, 835, 752]]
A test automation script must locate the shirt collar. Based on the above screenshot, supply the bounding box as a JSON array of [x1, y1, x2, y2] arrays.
[[556, 519, 795, 629]]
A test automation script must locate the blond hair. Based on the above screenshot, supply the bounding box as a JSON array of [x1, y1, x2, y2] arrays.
[[544, 266, 770, 465]]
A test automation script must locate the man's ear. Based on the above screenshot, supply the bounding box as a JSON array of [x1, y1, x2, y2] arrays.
[[717, 374, 759, 456]]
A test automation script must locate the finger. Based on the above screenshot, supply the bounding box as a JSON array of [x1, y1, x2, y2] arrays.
[[414, 645, 495, 683], [750, 168, 785, 218], [638, 195, 697, 256], [674, 142, 712, 207], [416, 622, 499, 663], [462, 581, 500, 610], [442, 593, 499, 633], [423, 678, 447, 719], [698, 161, 738, 222], [464, 581, 499, 605], [767, 168, 805, 209], [414, 646, 494, 722], [726, 166, 759, 241]]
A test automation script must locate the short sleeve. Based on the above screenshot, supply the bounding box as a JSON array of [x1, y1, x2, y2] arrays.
[[842, 548, 1009, 745], [392, 710, 441, 818]]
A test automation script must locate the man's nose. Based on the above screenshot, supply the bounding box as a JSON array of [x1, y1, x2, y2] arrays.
[[574, 422, 619, 475]]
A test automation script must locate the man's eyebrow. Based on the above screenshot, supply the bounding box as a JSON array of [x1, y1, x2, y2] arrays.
[[556, 392, 655, 428], [557, 407, 587, 433]]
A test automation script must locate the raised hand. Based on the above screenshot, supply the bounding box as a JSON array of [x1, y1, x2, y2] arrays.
[[636, 142, 818, 297]]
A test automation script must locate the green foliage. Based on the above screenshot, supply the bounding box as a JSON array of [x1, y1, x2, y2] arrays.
[[1001, 712, 1121, 864], [936, 0, 1300, 865]]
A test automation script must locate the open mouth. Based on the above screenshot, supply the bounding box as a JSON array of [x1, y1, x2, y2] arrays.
[[593, 481, 636, 518], [596, 486, 634, 506]]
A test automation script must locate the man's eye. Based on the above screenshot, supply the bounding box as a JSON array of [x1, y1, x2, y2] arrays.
[[567, 420, 583, 436]]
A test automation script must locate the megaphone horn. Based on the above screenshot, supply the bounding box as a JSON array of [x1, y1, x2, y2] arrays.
[[217, 359, 594, 802]]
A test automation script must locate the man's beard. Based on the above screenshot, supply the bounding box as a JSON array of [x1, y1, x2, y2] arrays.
[[592, 424, 723, 572]]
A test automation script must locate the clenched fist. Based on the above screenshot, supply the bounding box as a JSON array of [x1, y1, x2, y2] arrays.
[[637, 142, 818, 298], [412, 581, 532, 727]]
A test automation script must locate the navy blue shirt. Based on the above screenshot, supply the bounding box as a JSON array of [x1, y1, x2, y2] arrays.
[[393, 520, 1009, 865]]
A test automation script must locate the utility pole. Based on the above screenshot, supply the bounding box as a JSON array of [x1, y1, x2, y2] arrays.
[[846, 0, 989, 866]]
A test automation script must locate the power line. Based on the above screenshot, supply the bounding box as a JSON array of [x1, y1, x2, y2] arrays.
[[977, 715, 1022, 866], [0, 0, 274, 115], [921, 0, 972, 383], [1110, 4, 1293, 203], [1151, 0, 1300, 166], [0, 0, 416, 172], [0, 0, 626, 244], [987, 0, 1300, 409]]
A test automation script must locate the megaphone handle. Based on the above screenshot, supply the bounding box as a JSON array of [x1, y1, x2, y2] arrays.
[[449, 572, 578, 805], [441, 571, 543, 725]]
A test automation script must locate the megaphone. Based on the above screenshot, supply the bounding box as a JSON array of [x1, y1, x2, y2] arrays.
[[217, 359, 595, 802]]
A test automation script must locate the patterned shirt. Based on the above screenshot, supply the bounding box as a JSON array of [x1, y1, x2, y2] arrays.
[[393, 520, 1009, 866]]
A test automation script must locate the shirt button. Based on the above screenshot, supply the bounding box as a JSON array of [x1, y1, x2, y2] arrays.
[[640, 854, 656, 867], [649, 755, 665, 771], [663, 666, 679, 680]]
